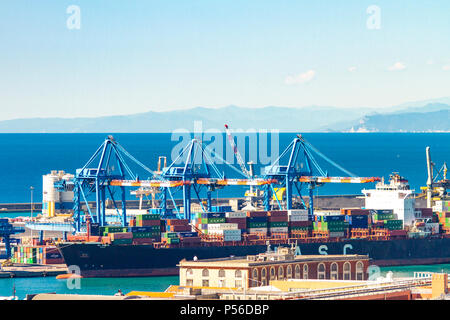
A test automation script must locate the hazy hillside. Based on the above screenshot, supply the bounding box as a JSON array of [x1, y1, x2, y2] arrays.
[[348, 109, 450, 132], [0, 99, 449, 133]]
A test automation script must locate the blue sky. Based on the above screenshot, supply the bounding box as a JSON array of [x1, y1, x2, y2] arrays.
[[0, 0, 449, 120]]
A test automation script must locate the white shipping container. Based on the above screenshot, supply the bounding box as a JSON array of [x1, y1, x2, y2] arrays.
[[224, 236, 242, 242], [329, 231, 345, 238], [207, 223, 238, 230], [247, 228, 268, 234], [288, 209, 308, 216], [269, 227, 289, 233], [208, 229, 241, 236], [225, 211, 247, 218], [288, 215, 309, 222]]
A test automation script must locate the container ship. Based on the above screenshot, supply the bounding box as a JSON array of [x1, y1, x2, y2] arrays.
[[16, 133, 449, 278], [57, 173, 450, 277]]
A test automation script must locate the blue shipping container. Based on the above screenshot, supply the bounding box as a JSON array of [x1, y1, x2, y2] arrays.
[[201, 212, 226, 219], [177, 232, 198, 238]]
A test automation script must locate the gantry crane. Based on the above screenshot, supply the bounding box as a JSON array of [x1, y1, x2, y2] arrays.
[[263, 134, 380, 214]]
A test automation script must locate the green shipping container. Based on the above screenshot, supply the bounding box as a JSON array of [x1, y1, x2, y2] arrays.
[[269, 221, 288, 228], [162, 232, 178, 239], [201, 218, 226, 224], [166, 237, 180, 244], [137, 214, 160, 221], [248, 222, 268, 228], [112, 239, 133, 245]]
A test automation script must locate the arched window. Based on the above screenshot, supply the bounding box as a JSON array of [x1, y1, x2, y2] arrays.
[[303, 264, 309, 279], [343, 262, 351, 280], [261, 268, 267, 286], [202, 269, 209, 277], [218, 269, 226, 287], [186, 268, 194, 286], [278, 266, 284, 280], [286, 265, 292, 279], [330, 263, 338, 280], [318, 263, 326, 279], [294, 264, 301, 279], [234, 270, 243, 288], [356, 261, 364, 280], [252, 268, 259, 287], [270, 267, 276, 280]]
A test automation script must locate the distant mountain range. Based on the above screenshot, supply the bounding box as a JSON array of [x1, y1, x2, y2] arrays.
[[0, 98, 449, 133]]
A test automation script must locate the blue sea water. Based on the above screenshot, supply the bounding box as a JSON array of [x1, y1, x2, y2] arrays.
[[1, 264, 450, 299], [0, 133, 448, 204]]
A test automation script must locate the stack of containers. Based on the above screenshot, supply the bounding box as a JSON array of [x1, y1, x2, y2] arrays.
[[162, 219, 192, 246], [288, 209, 312, 236], [11, 245, 64, 264], [268, 210, 289, 236], [109, 232, 133, 245], [192, 212, 226, 235], [177, 231, 201, 246], [314, 215, 348, 237], [371, 209, 403, 231], [225, 211, 247, 230], [438, 211, 450, 233], [246, 211, 268, 235], [161, 232, 180, 245], [341, 208, 370, 231], [207, 223, 241, 241]]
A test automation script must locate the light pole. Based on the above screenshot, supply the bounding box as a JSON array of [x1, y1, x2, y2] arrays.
[[30, 186, 34, 243], [30, 186, 34, 219]]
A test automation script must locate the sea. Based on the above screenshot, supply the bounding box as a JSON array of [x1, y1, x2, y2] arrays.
[[0, 133, 449, 298], [2, 264, 450, 299], [0, 133, 448, 204]]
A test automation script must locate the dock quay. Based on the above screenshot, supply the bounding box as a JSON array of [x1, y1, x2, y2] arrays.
[[0, 263, 67, 278]]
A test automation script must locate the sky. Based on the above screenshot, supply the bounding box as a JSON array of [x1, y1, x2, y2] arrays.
[[0, 0, 449, 120]]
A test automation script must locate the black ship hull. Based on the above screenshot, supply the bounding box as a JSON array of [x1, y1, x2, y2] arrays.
[[58, 237, 450, 277]]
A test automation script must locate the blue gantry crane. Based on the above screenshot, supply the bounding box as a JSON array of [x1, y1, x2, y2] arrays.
[[159, 138, 225, 220], [0, 219, 25, 259], [72, 136, 156, 232], [263, 134, 380, 214]]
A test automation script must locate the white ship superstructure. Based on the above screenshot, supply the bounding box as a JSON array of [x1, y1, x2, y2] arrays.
[[362, 173, 415, 226]]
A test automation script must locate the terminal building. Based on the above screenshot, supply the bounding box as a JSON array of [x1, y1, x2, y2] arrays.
[[178, 246, 370, 290]]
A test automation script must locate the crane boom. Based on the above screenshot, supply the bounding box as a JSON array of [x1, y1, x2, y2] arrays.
[[224, 124, 251, 178]]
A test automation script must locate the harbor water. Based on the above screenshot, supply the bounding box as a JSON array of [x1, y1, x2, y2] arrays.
[[1, 265, 450, 299]]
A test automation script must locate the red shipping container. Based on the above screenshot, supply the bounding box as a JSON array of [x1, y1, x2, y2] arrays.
[[268, 210, 288, 217], [246, 211, 268, 218], [226, 217, 247, 224], [236, 223, 247, 229], [388, 230, 407, 236], [139, 219, 161, 226], [180, 236, 201, 243], [110, 232, 133, 240], [132, 238, 154, 245], [268, 216, 288, 222], [417, 208, 433, 217], [289, 221, 312, 227], [347, 209, 370, 216], [166, 219, 189, 226], [43, 258, 65, 265], [168, 225, 192, 232]]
